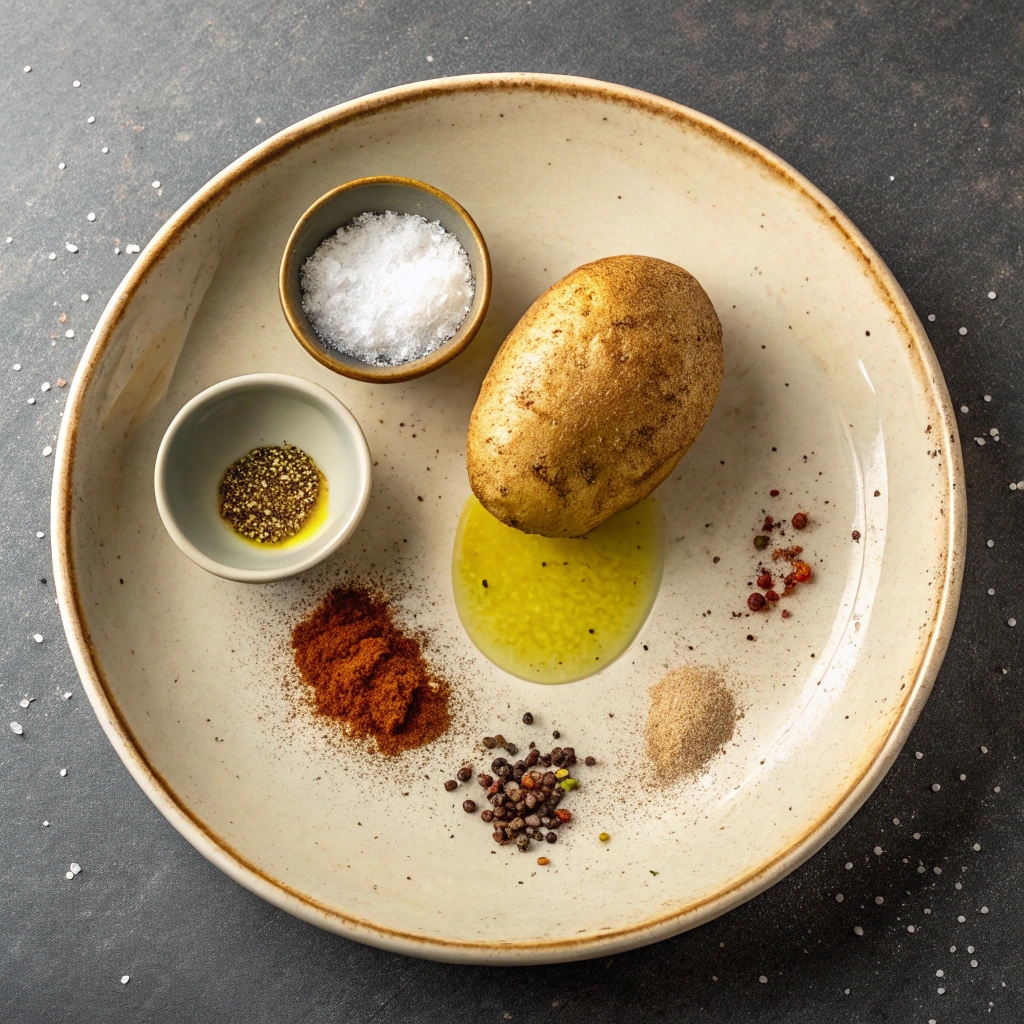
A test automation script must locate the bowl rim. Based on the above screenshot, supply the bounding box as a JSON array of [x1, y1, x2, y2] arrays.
[[153, 372, 372, 584], [279, 174, 493, 383], [51, 74, 965, 964]]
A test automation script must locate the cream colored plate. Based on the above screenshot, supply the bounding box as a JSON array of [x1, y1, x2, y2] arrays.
[[52, 74, 964, 964]]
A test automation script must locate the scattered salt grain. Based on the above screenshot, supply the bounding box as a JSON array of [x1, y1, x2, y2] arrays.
[[65, 243, 78, 253], [984, 394, 992, 402], [936, 970, 944, 977], [61, 692, 71, 700], [10, 722, 23, 735], [5, 237, 11, 244], [42, 821, 48, 827], [934, 867, 942, 875], [81, 293, 89, 301], [1009, 619, 1016, 628], [913, 832, 921, 839], [956, 882, 962, 890], [915, 751, 923, 759], [86, 212, 95, 222], [121, 975, 130, 985], [65, 329, 74, 338], [19, 699, 29, 708], [59, 768, 66, 776], [42, 446, 52, 457], [41, 382, 50, 392], [758, 975, 767, 984], [988, 291, 996, 299], [893, 817, 900, 825], [873, 846, 883, 855], [932, 783, 941, 792], [300, 210, 473, 367], [927, 314, 936, 321], [875, 896, 884, 905], [835, 893, 844, 902], [974, 843, 982, 851], [126, 244, 140, 254], [988, 589, 995, 596], [58, 162, 65, 170], [958, 915, 966, 923], [990, 427, 999, 436], [853, 926, 864, 936], [968, 945, 974, 953], [70, 862, 81, 875], [937, 987, 945, 995], [113, 247, 120, 254], [86, 116, 95, 124], [845, 862, 853, 870], [908, 925, 915, 932], [23, 65, 31, 73], [971, 959, 978, 967], [426, 55, 434, 63], [981, 906, 989, 914], [48, 253, 55, 260], [987, 539, 994, 548], [981, 746, 988, 753], [72, 80, 80, 88], [152, 180, 160, 188], [101, 146, 108, 154], [958, 326, 968, 336], [33, 633, 43, 642], [960, 404, 969, 413], [13, 363, 21, 371], [65, 871, 73, 879], [35, 531, 44, 538], [975, 437, 985, 446]]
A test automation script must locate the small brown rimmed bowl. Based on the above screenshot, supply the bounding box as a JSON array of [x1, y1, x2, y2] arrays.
[[279, 175, 491, 383]]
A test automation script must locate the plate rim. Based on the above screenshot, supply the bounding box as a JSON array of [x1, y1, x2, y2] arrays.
[[50, 71, 966, 964]]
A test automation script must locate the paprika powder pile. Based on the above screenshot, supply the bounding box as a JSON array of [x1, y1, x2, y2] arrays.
[[292, 585, 451, 755]]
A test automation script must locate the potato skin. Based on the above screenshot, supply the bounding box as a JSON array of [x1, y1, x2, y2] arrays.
[[467, 255, 723, 537]]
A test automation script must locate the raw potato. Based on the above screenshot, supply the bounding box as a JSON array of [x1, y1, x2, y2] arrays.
[[467, 255, 723, 537]]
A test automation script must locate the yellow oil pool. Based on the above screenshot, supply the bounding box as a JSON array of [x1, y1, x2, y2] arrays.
[[452, 495, 663, 684], [232, 473, 330, 550]]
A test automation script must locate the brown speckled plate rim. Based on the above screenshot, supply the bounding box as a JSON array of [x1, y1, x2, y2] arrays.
[[50, 73, 965, 965]]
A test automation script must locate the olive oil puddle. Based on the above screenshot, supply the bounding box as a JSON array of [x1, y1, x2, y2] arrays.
[[452, 496, 664, 684]]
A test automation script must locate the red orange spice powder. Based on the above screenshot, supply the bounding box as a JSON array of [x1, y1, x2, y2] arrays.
[[291, 585, 451, 755]]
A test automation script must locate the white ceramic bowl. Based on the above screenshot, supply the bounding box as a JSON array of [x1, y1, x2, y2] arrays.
[[154, 374, 371, 582]]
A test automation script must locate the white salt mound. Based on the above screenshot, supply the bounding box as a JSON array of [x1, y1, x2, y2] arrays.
[[300, 210, 474, 366]]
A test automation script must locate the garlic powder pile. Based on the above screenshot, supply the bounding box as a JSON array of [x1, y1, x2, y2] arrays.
[[300, 210, 474, 366], [645, 665, 736, 786]]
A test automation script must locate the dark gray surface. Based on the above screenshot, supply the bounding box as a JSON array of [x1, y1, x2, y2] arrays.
[[1, 1, 1020, 1021]]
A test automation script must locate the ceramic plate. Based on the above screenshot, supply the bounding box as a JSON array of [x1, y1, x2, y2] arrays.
[[52, 74, 964, 964]]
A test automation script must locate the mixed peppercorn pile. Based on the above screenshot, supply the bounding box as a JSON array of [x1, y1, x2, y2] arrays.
[[444, 716, 596, 857], [747, 506, 813, 616]]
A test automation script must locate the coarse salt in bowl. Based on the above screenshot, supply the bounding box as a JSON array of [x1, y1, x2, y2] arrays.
[[279, 176, 491, 384]]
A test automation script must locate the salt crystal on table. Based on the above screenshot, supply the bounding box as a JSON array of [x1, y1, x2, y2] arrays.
[[10, 722, 23, 735], [120, 975, 130, 985], [301, 211, 473, 367]]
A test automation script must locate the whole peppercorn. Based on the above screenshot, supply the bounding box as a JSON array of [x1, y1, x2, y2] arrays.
[[551, 730, 560, 739], [792, 512, 809, 530], [757, 571, 772, 589], [480, 809, 494, 823], [765, 590, 780, 602], [477, 773, 493, 788], [456, 765, 472, 783], [851, 530, 861, 541], [584, 756, 596, 766], [493, 734, 506, 747], [781, 609, 792, 619], [444, 779, 458, 792], [747, 592, 766, 611], [522, 712, 534, 725], [463, 799, 477, 813], [754, 535, 769, 550], [504, 742, 519, 756], [482, 736, 496, 749], [770, 489, 780, 497]]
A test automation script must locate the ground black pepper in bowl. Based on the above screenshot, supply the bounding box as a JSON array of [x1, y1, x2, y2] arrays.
[[443, 729, 596, 853]]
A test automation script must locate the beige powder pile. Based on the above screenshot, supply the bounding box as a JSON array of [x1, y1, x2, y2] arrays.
[[645, 665, 736, 786]]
